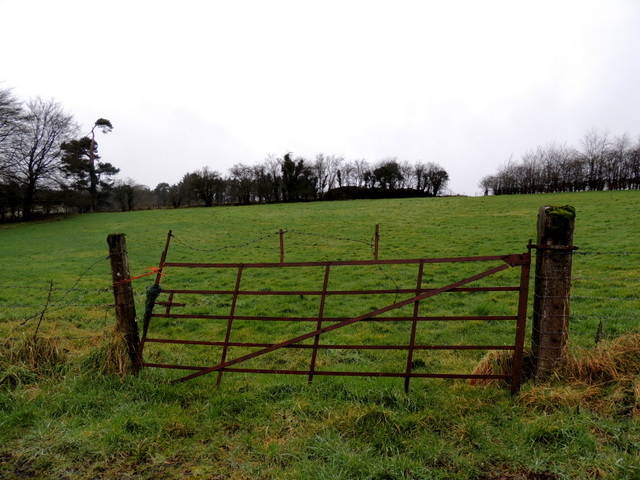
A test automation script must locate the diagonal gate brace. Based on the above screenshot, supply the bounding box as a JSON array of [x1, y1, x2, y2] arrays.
[[171, 260, 513, 383]]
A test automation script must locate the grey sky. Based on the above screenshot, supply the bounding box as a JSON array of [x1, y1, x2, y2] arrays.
[[2, 0, 639, 195]]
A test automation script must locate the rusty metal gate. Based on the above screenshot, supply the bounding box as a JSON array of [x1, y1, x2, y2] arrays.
[[140, 231, 531, 393]]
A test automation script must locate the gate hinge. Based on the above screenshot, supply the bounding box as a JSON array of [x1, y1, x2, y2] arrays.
[[501, 253, 530, 266]]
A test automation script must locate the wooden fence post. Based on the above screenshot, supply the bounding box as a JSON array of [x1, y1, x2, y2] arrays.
[[279, 229, 285, 263], [107, 233, 141, 372], [531, 205, 576, 380], [374, 224, 380, 260]]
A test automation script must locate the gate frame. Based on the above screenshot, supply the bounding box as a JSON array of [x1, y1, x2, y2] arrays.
[[140, 231, 531, 393]]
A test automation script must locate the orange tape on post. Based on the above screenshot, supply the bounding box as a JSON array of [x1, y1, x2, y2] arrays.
[[113, 267, 166, 286]]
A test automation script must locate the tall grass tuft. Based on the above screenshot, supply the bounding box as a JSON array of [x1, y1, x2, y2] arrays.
[[520, 333, 640, 417], [563, 333, 640, 384], [80, 329, 132, 377], [469, 348, 534, 387], [0, 335, 66, 388], [2, 335, 65, 372]]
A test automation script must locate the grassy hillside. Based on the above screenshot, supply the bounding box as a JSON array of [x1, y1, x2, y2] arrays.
[[1, 191, 639, 479]]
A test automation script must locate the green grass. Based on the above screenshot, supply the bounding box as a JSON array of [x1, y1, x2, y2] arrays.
[[1, 191, 640, 479]]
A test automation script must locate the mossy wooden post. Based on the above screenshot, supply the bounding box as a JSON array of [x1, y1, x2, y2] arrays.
[[107, 233, 141, 373], [279, 229, 285, 263], [531, 205, 576, 380]]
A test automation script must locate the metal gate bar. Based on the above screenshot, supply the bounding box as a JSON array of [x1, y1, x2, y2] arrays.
[[140, 231, 531, 392], [308, 263, 331, 384], [216, 265, 243, 386]]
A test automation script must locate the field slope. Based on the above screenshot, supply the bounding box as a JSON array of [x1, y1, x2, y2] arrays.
[[1, 191, 639, 479]]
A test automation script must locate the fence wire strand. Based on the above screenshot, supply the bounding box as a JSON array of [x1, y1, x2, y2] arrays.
[[2, 242, 638, 351], [568, 250, 639, 343], [286, 229, 374, 247], [6, 254, 112, 325], [169, 231, 280, 253]]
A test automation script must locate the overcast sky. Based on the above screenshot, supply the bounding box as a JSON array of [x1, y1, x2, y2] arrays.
[[2, 0, 639, 195]]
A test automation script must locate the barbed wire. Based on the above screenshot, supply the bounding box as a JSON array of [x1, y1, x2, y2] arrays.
[[0, 285, 111, 293], [3, 333, 108, 342], [527, 244, 638, 345], [572, 295, 640, 301], [570, 314, 639, 321], [286, 229, 374, 247], [169, 229, 375, 255], [12, 254, 111, 325], [169, 231, 279, 253], [533, 293, 639, 300], [1, 303, 115, 310], [54, 255, 112, 304], [3, 240, 638, 347], [575, 251, 640, 256], [167, 230, 400, 302], [572, 278, 635, 283]]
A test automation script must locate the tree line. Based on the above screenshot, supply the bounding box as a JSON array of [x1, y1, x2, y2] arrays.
[[480, 130, 640, 195], [0, 86, 450, 219], [148, 154, 450, 210], [9, 85, 636, 221]]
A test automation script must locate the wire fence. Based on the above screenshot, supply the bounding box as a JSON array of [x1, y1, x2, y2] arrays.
[[570, 250, 640, 345], [1, 232, 638, 352], [0, 229, 379, 345]]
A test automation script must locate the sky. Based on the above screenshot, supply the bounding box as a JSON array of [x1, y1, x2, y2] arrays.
[[1, 0, 639, 195]]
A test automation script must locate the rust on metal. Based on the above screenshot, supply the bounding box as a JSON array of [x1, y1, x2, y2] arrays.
[[139, 231, 532, 393], [308, 263, 332, 384], [511, 255, 531, 393], [216, 264, 244, 386], [404, 259, 424, 392], [163, 254, 517, 269], [159, 285, 520, 297], [150, 314, 518, 322]]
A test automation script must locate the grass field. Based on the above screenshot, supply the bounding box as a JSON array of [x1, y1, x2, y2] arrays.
[[1, 191, 639, 479]]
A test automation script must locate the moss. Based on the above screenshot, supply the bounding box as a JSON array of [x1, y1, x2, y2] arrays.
[[544, 205, 576, 243]]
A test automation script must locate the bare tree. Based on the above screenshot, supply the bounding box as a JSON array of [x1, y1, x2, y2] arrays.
[[3, 97, 77, 220], [351, 159, 371, 187], [580, 129, 610, 191], [606, 133, 631, 190], [0, 87, 24, 159], [481, 129, 640, 195], [312, 153, 344, 197], [397, 160, 413, 189], [415, 161, 449, 195], [312, 153, 329, 198], [324, 154, 343, 191], [628, 136, 640, 190], [263, 153, 282, 202], [229, 163, 255, 204]]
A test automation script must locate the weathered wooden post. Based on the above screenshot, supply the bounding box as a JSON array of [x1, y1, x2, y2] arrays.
[[374, 224, 380, 260], [279, 229, 285, 263], [107, 233, 141, 372], [531, 205, 576, 380]]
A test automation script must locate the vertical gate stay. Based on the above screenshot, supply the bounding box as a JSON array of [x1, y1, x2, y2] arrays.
[[404, 260, 425, 393], [308, 263, 331, 384], [139, 232, 531, 393], [217, 265, 244, 386]]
